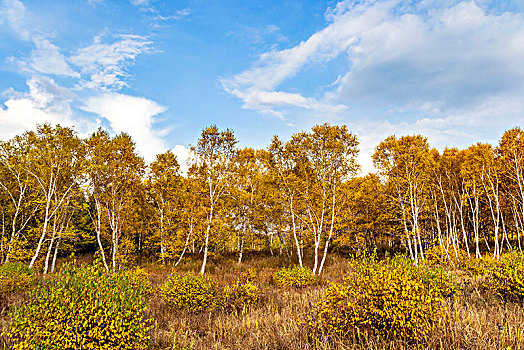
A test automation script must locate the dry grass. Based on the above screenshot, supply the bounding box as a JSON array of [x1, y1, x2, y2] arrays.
[[144, 254, 524, 350], [2, 253, 524, 349]]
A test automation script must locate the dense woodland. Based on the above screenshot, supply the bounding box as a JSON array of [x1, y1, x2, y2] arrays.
[[1, 122, 524, 274]]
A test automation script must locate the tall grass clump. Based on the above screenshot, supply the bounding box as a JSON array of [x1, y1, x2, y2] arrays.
[[4, 261, 150, 349]]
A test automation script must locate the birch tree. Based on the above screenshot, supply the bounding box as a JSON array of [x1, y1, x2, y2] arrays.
[[23, 124, 84, 269], [190, 125, 237, 275], [373, 135, 432, 264], [85, 129, 144, 272], [291, 124, 359, 275]]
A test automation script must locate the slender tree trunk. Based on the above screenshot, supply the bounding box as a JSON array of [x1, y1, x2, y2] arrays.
[[175, 222, 193, 267], [51, 237, 61, 273], [94, 200, 110, 271], [200, 205, 214, 275], [29, 202, 51, 269], [289, 198, 303, 267], [238, 221, 246, 264]]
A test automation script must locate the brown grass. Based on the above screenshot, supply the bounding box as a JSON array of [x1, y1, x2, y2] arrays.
[[2, 253, 524, 349]]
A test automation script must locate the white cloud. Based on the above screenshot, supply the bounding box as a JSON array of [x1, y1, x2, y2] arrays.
[[82, 93, 168, 162], [130, 0, 148, 6], [0, 0, 29, 40], [336, 1, 524, 111], [22, 38, 80, 77], [71, 34, 152, 90], [171, 144, 190, 176], [222, 87, 347, 119], [221, 0, 393, 118], [87, 0, 104, 6], [0, 76, 77, 139], [224, 1, 524, 120], [1, 1, 78, 79]]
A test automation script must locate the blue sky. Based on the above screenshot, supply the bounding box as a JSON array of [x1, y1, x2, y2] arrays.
[[1, 0, 524, 172]]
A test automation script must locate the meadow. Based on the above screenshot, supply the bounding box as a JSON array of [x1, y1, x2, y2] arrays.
[[1, 250, 524, 349]]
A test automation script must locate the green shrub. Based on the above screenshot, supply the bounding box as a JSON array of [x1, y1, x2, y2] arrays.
[[4, 261, 150, 349], [311, 256, 452, 343], [159, 272, 218, 312], [273, 266, 318, 288], [0, 262, 34, 294]]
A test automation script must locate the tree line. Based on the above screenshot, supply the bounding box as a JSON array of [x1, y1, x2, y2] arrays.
[[1, 123, 523, 274]]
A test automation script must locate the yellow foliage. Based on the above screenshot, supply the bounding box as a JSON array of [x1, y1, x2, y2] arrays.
[[6, 239, 34, 264], [159, 272, 218, 312], [311, 255, 453, 343], [222, 279, 260, 311], [273, 266, 318, 288], [425, 245, 470, 267], [0, 262, 34, 294], [4, 261, 151, 349], [124, 266, 152, 294], [239, 267, 257, 283], [482, 251, 524, 300], [462, 255, 497, 276]]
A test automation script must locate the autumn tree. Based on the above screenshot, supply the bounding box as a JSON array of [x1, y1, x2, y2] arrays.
[[268, 136, 306, 267], [498, 127, 524, 252], [147, 151, 183, 261], [22, 124, 85, 269], [85, 129, 145, 272], [292, 124, 359, 275], [228, 148, 268, 263], [190, 125, 237, 274], [373, 135, 432, 263], [0, 136, 39, 263]]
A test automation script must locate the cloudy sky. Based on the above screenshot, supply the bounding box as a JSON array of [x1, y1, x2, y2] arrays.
[[1, 0, 524, 173]]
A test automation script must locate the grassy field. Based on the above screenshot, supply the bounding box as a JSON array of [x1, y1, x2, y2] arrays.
[[1, 252, 524, 349]]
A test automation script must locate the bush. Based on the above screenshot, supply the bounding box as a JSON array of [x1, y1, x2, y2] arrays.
[[4, 261, 150, 349], [483, 251, 524, 300], [222, 279, 260, 311], [159, 272, 218, 312], [462, 255, 496, 276], [311, 256, 452, 343], [239, 267, 257, 283], [0, 262, 34, 294], [425, 245, 470, 267], [273, 266, 318, 288], [391, 255, 455, 299], [124, 266, 152, 293]]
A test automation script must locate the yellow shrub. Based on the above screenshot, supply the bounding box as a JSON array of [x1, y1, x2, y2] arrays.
[[425, 245, 470, 267], [222, 279, 260, 311], [483, 251, 524, 299], [239, 267, 257, 283], [311, 256, 452, 343], [159, 272, 218, 312], [125, 266, 152, 293], [273, 266, 318, 288], [0, 262, 34, 294], [462, 255, 497, 276], [4, 261, 150, 349]]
